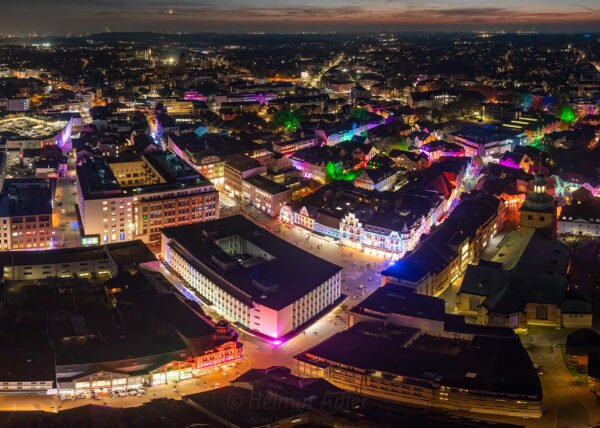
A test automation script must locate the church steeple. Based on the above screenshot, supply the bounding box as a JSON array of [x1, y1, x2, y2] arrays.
[[533, 171, 546, 194]]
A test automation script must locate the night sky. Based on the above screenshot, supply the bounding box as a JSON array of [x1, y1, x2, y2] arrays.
[[2, 0, 600, 34]]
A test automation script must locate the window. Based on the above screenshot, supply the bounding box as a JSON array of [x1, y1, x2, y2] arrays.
[[536, 305, 548, 320]]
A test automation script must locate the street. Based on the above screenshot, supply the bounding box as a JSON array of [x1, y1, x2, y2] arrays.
[[52, 154, 81, 248]]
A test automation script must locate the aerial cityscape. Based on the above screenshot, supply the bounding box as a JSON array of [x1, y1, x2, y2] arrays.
[[0, 2, 599, 427]]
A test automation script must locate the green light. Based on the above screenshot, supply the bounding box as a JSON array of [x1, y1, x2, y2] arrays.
[[558, 105, 576, 124], [273, 108, 301, 132], [326, 161, 362, 181], [350, 107, 369, 121]]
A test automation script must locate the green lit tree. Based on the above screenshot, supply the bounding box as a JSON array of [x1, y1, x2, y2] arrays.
[[326, 161, 362, 181], [558, 105, 576, 129], [350, 107, 370, 121], [272, 108, 302, 132]]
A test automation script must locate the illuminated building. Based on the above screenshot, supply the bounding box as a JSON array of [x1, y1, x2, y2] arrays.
[[326, 80, 354, 96], [6, 97, 30, 112], [450, 125, 521, 158], [387, 150, 429, 172], [0, 242, 243, 395], [183, 91, 206, 102], [161, 216, 342, 340], [297, 316, 542, 418], [242, 175, 292, 217], [272, 136, 319, 156], [314, 119, 381, 147], [154, 98, 195, 116], [481, 102, 523, 122], [0, 178, 53, 250], [0, 115, 73, 153], [168, 132, 271, 185], [382, 192, 503, 296], [76, 150, 218, 246], [457, 228, 582, 329], [353, 165, 398, 192], [558, 187, 600, 237], [290, 142, 376, 183], [420, 140, 465, 162], [214, 92, 278, 108], [407, 89, 459, 109], [519, 171, 557, 237], [281, 182, 446, 260], [223, 154, 267, 199], [498, 151, 535, 173]]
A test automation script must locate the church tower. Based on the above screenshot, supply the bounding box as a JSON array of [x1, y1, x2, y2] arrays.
[[520, 171, 556, 238]]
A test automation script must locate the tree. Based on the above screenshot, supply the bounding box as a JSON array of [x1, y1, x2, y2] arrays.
[[350, 107, 370, 121], [558, 105, 577, 128], [272, 108, 302, 132]]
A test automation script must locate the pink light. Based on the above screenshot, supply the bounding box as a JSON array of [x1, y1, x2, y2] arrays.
[[272, 339, 282, 346]]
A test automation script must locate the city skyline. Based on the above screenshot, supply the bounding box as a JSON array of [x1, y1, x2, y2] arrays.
[[2, 0, 600, 34]]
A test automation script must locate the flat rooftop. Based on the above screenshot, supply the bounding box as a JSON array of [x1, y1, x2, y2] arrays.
[[0, 245, 107, 268], [350, 283, 446, 321], [0, 178, 52, 217], [162, 216, 342, 310], [0, 116, 68, 140], [298, 322, 541, 399], [452, 125, 520, 143], [244, 175, 290, 195], [77, 151, 213, 200], [0, 240, 154, 270]]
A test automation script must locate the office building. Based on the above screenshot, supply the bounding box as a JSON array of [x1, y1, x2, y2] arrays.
[[297, 287, 542, 418], [0, 179, 53, 250], [450, 126, 521, 157], [161, 216, 342, 339], [242, 175, 292, 217], [76, 150, 218, 246], [223, 154, 267, 199]]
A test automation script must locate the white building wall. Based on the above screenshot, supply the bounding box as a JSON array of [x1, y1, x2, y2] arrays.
[[163, 239, 341, 339], [558, 219, 600, 237]]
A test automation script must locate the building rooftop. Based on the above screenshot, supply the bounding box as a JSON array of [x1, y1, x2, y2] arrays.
[[297, 321, 541, 399], [77, 150, 213, 200], [244, 175, 290, 195], [0, 116, 68, 141], [162, 216, 342, 310], [225, 153, 263, 172], [0, 178, 53, 217], [350, 283, 446, 321], [452, 125, 520, 143]]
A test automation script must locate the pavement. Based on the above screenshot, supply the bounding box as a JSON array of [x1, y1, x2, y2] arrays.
[[52, 154, 81, 248], [523, 328, 600, 428]]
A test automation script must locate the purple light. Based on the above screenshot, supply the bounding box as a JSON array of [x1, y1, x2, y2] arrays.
[[272, 339, 282, 346], [183, 91, 206, 101]]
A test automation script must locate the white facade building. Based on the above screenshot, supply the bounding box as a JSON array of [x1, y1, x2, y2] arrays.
[[161, 216, 342, 340]]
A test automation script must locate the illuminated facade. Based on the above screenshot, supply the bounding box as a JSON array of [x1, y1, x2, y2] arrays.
[[297, 321, 542, 419], [76, 151, 218, 246], [272, 136, 319, 156], [214, 92, 278, 108], [0, 179, 53, 250], [0, 115, 73, 153], [161, 216, 342, 340], [519, 172, 557, 237], [281, 186, 447, 260], [315, 119, 381, 147], [242, 175, 292, 217]]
